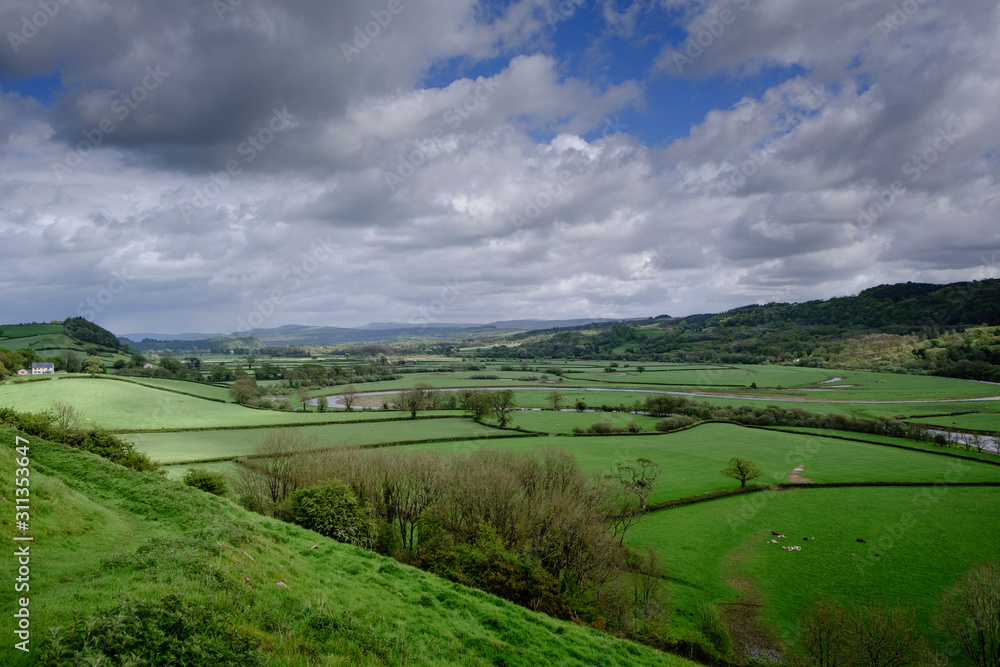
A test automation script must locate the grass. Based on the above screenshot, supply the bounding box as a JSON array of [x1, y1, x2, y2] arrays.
[[396, 422, 1000, 504], [120, 376, 235, 402], [627, 486, 1000, 660], [123, 418, 509, 464], [0, 378, 438, 430], [909, 412, 1000, 432], [0, 428, 694, 666]]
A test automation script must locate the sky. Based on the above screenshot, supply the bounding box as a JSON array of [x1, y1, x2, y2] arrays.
[[0, 0, 998, 335]]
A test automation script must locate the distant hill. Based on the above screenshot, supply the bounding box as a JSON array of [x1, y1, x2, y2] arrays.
[[120, 318, 621, 348], [0, 318, 126, 357]]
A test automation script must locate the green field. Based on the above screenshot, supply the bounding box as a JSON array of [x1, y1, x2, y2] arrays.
[[124, 418, 509, 464], [628, 486, 1000, 656], [0, 429, 692, 667], [396, 423, 1000, 504], [0, 378, 435, 430], [910, 411, 1000, 432]]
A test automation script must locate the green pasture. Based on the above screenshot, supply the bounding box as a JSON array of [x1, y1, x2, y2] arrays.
[[0, 378, 425, 430], [124, 418, 506, 464], [162, 459, 238, 481], [122, 377, 234, 401], [398, 422, 1000, 504], [628, 486, 1000, 658], [910, 411, 1000, 432], [506, 409, 664, 434], [0, 429, 692, 667], [0, 323, 65, 338]]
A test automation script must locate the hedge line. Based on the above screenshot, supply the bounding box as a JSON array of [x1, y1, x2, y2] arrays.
[[57, 374, 228, 403], [645, 484, 771, 513], [108, 413, 472, 434], [759, 425, 1000, 468], [170, 432, 541, 466], [773, 481, 1000, 489]]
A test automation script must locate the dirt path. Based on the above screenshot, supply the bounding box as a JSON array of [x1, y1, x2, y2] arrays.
[[720, 541, 785, 664]]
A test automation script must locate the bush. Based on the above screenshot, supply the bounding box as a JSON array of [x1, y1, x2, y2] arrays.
[[38, 594, 259, 666], [290, 479, 378, 549], [183, 468, 229, 496], [654, 415, 695, 432]]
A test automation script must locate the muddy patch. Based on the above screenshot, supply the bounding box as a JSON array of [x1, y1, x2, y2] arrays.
[[720, 569, 784, 663], [788, 465, 812, 484]]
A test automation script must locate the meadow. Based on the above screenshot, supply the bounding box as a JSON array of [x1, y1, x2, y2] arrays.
[[628, 486, 1000, 656], [123, 418, 511, 464], [3, 358, 999, 663], [0, 428, 692, 666]]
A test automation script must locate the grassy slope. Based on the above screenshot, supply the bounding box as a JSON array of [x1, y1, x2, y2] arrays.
[[627, 486, 1000, 662], [0, 429, 693, 667], [400, 423, 1000, 504], [123, 418, 509, 464]]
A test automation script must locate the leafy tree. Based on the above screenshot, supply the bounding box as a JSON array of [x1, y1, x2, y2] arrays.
[[254, 362, 283, 380], [229, 377, 261, 405], [84, 355, 104, 376], [317, 395, 328, 412], [0, 359, 8, 380], [462, 390, 493, 420], [398, 383, 431, 418], [18, 347, 42, 367], [935, 561, 1000, 667], [65, 350, 82, 373], [721, 457, 764, 488], [209, 364, 235, 382], [547, 390, 564, 411], [491, 389, 516, 427], [183, 468, 229, 496]]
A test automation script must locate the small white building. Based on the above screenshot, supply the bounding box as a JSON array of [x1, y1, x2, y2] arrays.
[[17, 369, 29, 376], [143, 362, 154, 369], [30, 362, 55, 375]]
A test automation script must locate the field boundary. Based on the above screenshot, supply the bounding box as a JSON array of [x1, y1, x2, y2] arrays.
[[760, 425, 1000, 467], [169, 432, 542, 466], [57, 374, 229, 403], [112, 413, 472, 434]]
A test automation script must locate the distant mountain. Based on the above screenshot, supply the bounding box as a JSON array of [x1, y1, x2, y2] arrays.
[[122, 332, 227, 341], [120, 318, 622, 347]]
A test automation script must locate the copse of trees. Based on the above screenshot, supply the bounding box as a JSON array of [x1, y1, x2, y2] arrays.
[[231, 437, 672, 644]]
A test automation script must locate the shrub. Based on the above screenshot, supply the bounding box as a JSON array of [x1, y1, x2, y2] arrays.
[[290, 479, 378, 549], [38, 594, 259, 666], [654, 415, 695, 432], [183, 468, 229, 496]]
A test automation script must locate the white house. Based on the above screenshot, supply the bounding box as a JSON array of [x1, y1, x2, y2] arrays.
[[143, 362, 154, 369], [30, 362, 55, 375], [17, 369, 29, 376]]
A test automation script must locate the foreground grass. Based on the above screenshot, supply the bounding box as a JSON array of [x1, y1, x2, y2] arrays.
[[0, 428, 693, 666], [628, 486, 1000, 662]]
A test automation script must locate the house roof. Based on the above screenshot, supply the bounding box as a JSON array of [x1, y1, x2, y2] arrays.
[[31, 362, 54, 369]]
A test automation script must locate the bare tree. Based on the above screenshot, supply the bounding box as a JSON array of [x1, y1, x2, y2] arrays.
[[607, 457, 660, 511], [340, 384, 359, 411], [799, 598, 849, 667], [935, 561, 1000, 667], [547, 390, 564, 411], [51, 401, 83, 434], [849, 601, 919, 667]]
